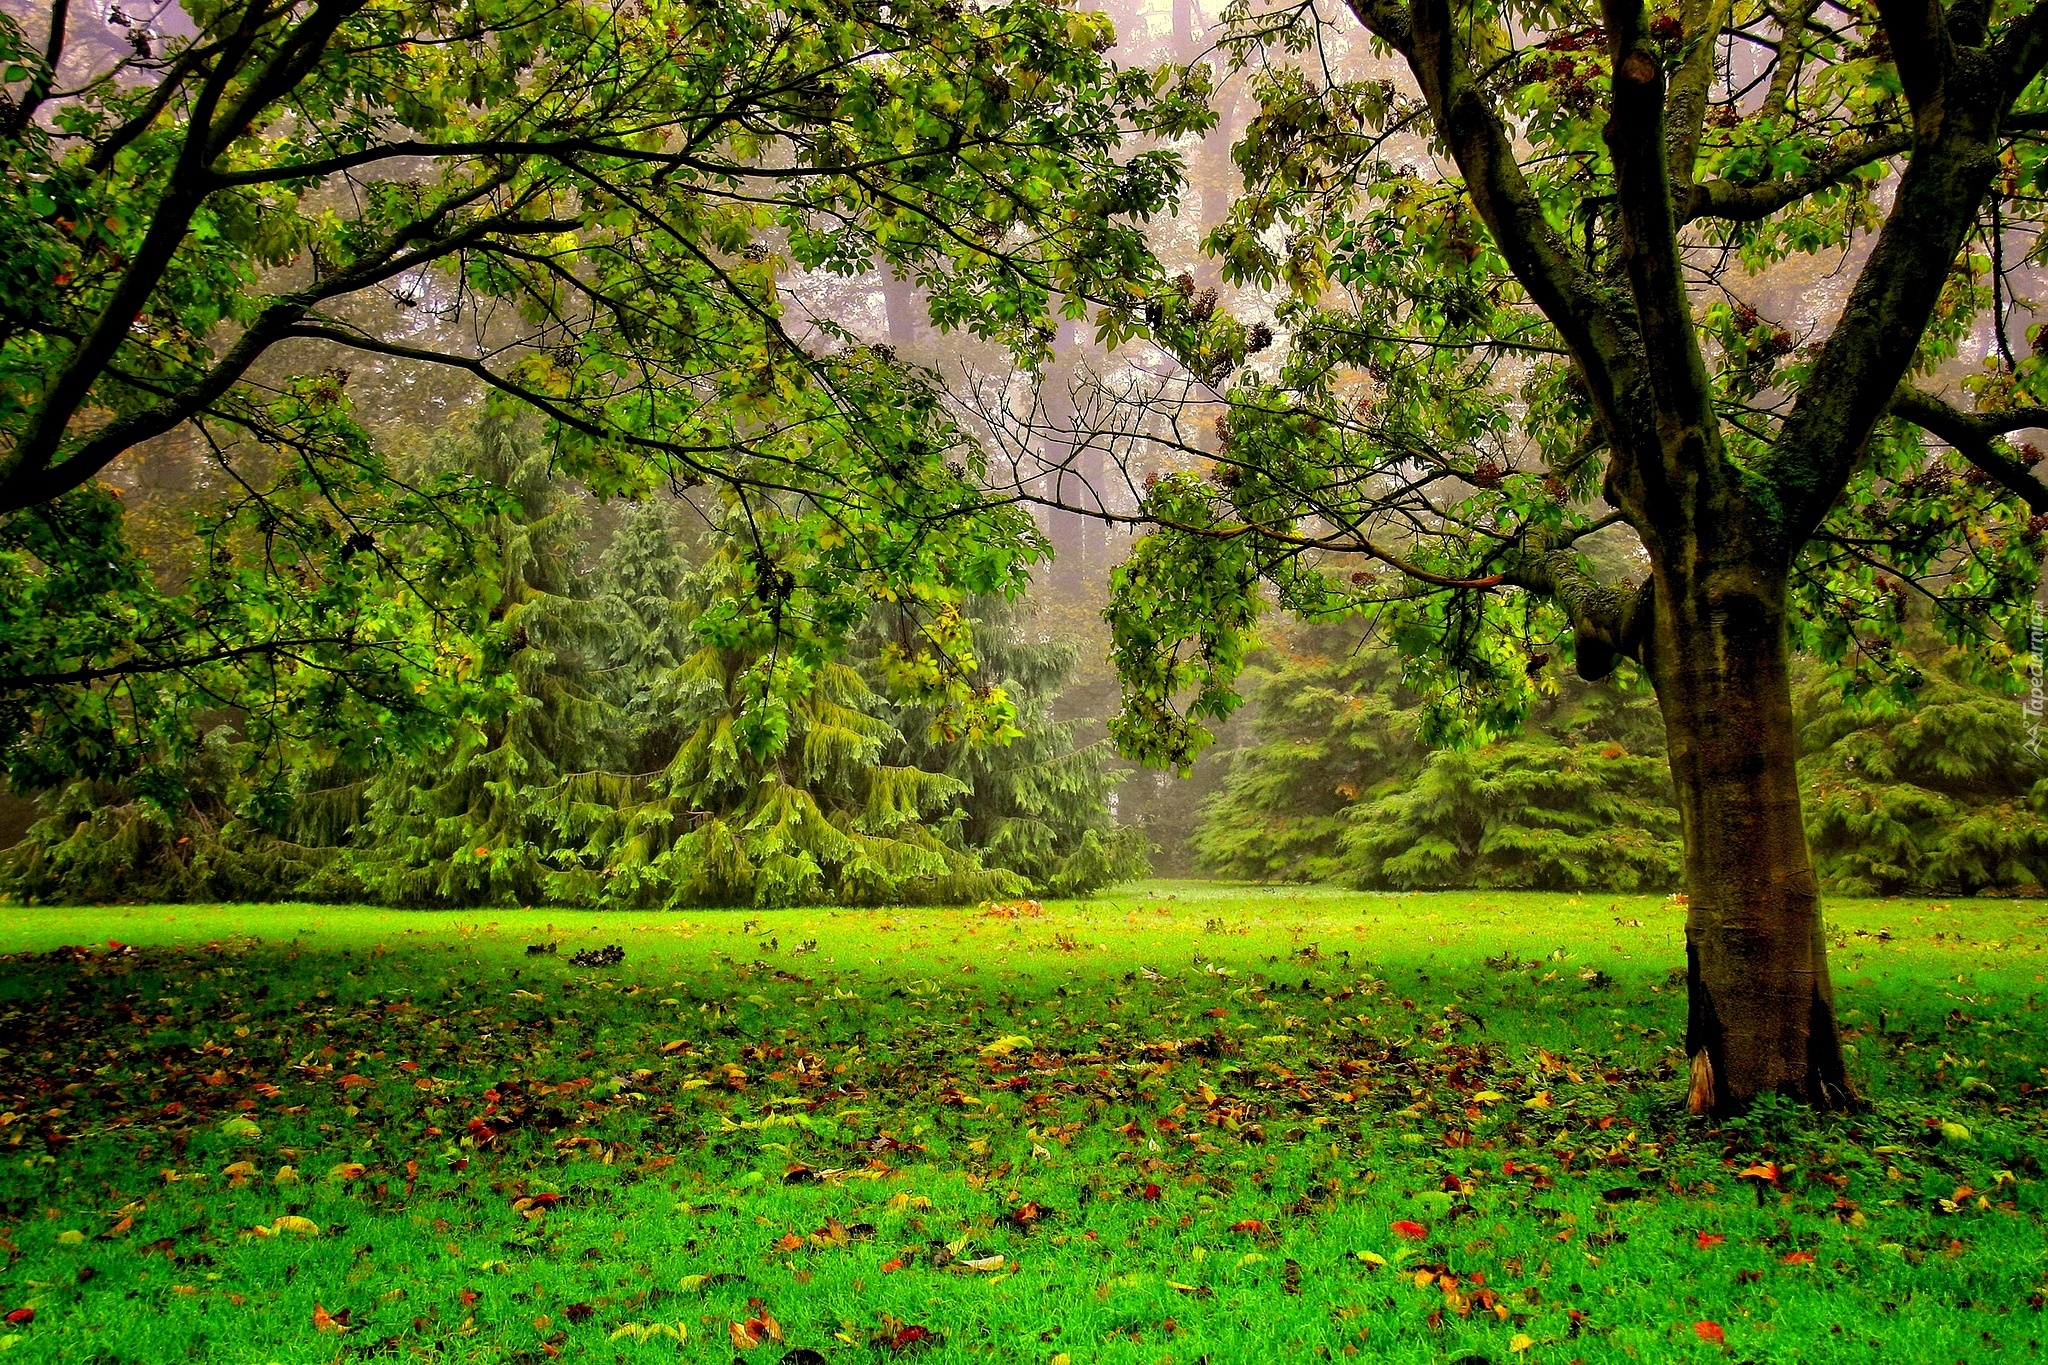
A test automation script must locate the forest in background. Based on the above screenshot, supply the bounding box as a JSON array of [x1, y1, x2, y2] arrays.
[[6, 0, 2048, 908]]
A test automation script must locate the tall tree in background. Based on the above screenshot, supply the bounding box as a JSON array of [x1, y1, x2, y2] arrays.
[[888, 597, 1150, 897], [345, 406, 631, 907], [1098, 0, 2048, 1109]]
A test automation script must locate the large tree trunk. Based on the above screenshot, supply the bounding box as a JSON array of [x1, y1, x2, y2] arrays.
[[1648, 560, 1854, 1114]]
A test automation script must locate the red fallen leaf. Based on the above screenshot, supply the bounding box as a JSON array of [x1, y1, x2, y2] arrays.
[[1391, 1220, 1429, 1240], [1229, 1219, 1266, 1234], [880, 1258, 905, 1273], [1139, 1183, 1163, 1201], [4, 1308, 32, 1325], [1695, 1233, 1725, 1249], [1780, 1249, 1815, 1265], [1694, 1320, 1726, 1345], [890, 1324, 932, 1349], [729, 1311, 782, 1347], [525, 1192, 564, 1209], [458, 1288, 479, 1307]]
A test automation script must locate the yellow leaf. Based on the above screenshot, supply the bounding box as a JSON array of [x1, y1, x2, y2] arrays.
[[660, 1040, 687, 1054], [1413, 1269, 1437, 1288], [1510, 1333, 1535, 1353], [221, 1161, 257, 1178], [1522, 1091, 1552, 1110], [1472, 1091, 1505, 1103], [269, 1216, 321, 1236], [979, 1035, 1032, 1057], [1355, 1251, 1386, 1267]]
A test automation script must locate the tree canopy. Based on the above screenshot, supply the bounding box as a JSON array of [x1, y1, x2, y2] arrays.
[[0, 0, 1208, 787]]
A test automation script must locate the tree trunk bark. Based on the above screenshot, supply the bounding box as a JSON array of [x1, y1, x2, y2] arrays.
[[1648, 559, 1854, 1113]]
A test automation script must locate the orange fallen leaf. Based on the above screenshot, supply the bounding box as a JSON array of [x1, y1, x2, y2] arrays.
[[1391, 1220, 1428, 1240], [1694, 1320, 1726, 1345], [1780, 1249, 1815, 1265], [1229, 1219, 1265, 1234], [1695, 1233, 1725, 1249], [880, 1257, 905, 1273]]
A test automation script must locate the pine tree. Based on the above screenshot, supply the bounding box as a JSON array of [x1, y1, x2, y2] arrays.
[[343, 408, 629, 907], [885, 598, 1149, 897], [591, 519, 1026, 908], [1798, 648, 2048, 895], [1195, 638, 1682, 890]]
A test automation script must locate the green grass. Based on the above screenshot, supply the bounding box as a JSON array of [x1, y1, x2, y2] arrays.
[[0, 882, 2042, 1364]]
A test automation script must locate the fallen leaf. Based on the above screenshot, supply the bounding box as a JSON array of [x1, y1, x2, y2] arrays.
[[1229, 1219, 1265, 1234], [957, 1254, 1006, 1272], [1509, 1333, 1534, 1354], [1780, 1250, 1815, 1265], [1695, 1233, 1725, 1249], [267, 1216, 320, 1237], [1391, 1220, 1429, 1241], [3, 1309, 31, 1326], [880, 1258, 905, 1273], [312, 1303, 348, 1334], [1694, 1320, 1726, 1345]]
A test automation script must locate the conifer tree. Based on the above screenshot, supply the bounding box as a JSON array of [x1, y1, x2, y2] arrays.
[[344, 408, 627, 907], [593, 513, 1026, 909], [886, 599, 1149, 897], [1798, 649, 2048, 895], [1195, 638, 1680, 890]]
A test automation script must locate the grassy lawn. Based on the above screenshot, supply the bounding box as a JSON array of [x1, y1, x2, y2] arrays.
[[0, 882, 2041, 1364]]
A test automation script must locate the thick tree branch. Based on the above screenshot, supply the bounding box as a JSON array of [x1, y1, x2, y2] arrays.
[[1665, 0, 1735, 189], [1876, 0, 1954, 115], [1890, 384, 2048, 513], [1765, 28, 2003, 548], [1345, 0, 1647, 471], [1759, 0, 1821, 121], [1678, 128, 1911, 222], [1507, 549, 1654, 681], [1605, 0, 1725, 521]]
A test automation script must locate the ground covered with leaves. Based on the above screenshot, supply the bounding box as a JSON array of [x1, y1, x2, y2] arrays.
[[0, 884, 2041, 1364]]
